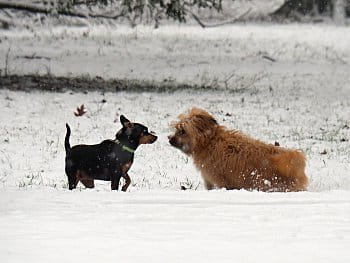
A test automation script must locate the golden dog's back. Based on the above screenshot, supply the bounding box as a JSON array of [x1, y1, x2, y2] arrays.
[[194, 127, 308, 192]]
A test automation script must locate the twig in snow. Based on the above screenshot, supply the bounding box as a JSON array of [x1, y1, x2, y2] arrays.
[[15, 54, 51, 61], [4, 46, 11, 77], [262, 55, 277, 62]]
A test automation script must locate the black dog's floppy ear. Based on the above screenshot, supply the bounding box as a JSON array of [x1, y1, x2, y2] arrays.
[[120, 115, 132, 128]]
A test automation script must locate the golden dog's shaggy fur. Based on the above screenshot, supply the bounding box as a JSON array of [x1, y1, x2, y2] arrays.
[[168, 108, 308, 192]]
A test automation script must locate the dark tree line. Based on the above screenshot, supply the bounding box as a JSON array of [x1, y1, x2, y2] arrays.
[[0, 0, 348, 27], [0, 0, 224, 27]]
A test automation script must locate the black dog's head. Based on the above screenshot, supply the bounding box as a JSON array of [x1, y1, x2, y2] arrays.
[[117, 115, 157, 145]]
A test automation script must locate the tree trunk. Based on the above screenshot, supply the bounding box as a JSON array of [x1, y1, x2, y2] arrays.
[[333, 0, 347, 24]]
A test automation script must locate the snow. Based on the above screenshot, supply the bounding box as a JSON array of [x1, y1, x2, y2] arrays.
[[1, 189, 350, 262], [1, 24, 350, 83], [1, 23, 350, 262]]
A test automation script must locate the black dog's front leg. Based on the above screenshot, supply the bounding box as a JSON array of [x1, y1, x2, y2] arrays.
[[121, 173, 131, 192], [110, 169, 122, 190]]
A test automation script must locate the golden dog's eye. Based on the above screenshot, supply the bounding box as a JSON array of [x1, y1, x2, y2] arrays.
[[178, 129, 186, 135]]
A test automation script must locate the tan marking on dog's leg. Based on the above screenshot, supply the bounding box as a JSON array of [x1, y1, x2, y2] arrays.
[[122, 162, 132, 174], [80, 179, 95, 188], [75, 170, 82, 187], [77, 170, 95, 189]]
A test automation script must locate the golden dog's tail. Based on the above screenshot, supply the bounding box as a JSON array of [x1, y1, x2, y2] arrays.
[[270, 150, 308, 191]]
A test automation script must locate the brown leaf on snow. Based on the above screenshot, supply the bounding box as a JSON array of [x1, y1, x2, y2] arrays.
[[74, 104, 87, 117]]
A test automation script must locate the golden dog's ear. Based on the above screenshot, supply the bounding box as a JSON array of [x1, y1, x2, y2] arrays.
[[198, 114, 217, 126], [187, 108, 218, 134], [188, 108, 217, 124]]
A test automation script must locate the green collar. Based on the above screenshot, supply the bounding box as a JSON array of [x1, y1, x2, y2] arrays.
[[114, 139, 135, 153]]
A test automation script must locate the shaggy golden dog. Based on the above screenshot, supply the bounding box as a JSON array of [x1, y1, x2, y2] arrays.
[[168, 108, 308, 192]]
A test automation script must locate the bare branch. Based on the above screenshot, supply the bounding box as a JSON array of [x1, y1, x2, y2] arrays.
[[187, 8, 252, 28], [0, 0, 125, 20]]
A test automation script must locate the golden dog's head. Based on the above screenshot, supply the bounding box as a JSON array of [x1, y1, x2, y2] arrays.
[[168, 108, 218, 155]]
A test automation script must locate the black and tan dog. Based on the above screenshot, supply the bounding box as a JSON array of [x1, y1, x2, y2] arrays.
[[64, 115, 157, 191]]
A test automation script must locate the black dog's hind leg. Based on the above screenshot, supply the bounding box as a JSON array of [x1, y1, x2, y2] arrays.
[[67, 172, 78, 190], [65, 162, 78, 190]]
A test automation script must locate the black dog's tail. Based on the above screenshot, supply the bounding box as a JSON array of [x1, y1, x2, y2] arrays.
[[65, 124, 71, 155]]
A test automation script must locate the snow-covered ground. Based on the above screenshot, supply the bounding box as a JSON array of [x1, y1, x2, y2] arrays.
[[0, 24, 349, 84], [1, 189, 350, 263], [0, 24, 350, 262]]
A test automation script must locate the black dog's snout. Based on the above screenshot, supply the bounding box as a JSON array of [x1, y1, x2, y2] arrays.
[[151, 135, 158, 142]]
